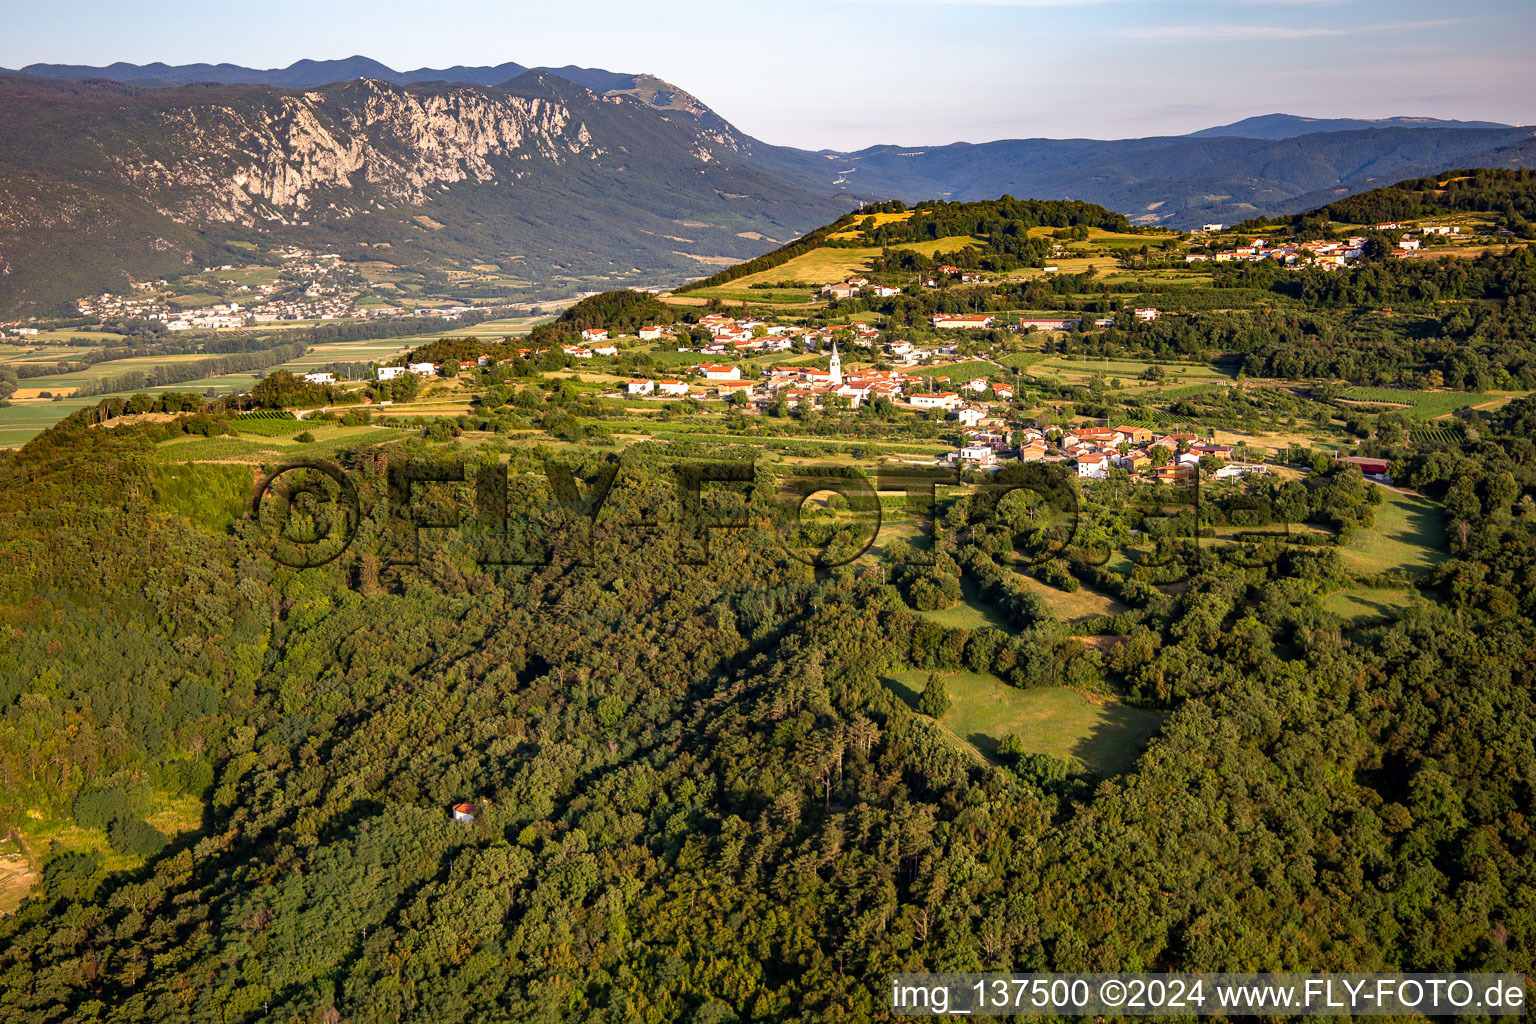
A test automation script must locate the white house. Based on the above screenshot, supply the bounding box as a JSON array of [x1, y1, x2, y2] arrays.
[[592, 344, 620, 356], [1134, 308, 1160, 322], [700, 364, 741, 381], [639, 325, 666, 340], [408, 362, 438, 376], [955, 407, 984, 427], [377, 366, 406, 381], [451, 802, 478, 824], [963, 378, 989, 393], [581, 328, 610, 343], [626, 379, 655, 396], [658, 379, 691, 396], [909, 392, 961, 411], [931, 314, 995, 330], [1076, 453, 1110, 480], [302, 371, 335, 385], [957, 445, 996, 466]]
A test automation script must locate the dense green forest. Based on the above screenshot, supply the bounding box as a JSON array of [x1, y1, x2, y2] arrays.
[[0, 386, 1531, 1020]]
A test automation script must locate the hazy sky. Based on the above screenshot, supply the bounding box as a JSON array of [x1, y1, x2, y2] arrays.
[[3, 0, 1533, 149]]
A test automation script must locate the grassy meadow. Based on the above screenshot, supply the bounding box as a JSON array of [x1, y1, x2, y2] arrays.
[[884, 669, 1165, 775]]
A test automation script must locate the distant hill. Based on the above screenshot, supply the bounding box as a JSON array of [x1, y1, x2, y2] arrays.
[[769, 127, 1536, 229], [1188, 113, 1513, 140], [0, 73, 855, 314], [1239, 167, 1536, 231], [0, 56, 644, 92]]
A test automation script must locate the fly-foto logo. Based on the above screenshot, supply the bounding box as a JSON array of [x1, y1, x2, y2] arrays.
[[251, 455, 1303, 577]]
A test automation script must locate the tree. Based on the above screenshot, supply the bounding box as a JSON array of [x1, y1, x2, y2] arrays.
[[916, 672, 951, 718]]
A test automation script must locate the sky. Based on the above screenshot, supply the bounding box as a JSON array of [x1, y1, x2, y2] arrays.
[[2, 0, 1533, 149]]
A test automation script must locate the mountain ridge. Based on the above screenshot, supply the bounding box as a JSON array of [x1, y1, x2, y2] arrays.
[[3, 56, 1535, 314]]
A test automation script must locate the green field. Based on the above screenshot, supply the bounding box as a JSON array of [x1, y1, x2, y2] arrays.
[[884, 669, 1165, 775], [1323, 586, 1418, 625], [1339, 387, 1481, 420], [1340, 489, 1446, 576], [917, 577, 1011, 630], [1014, 572, 1128, 625], [1031, 356, 1229, 383]]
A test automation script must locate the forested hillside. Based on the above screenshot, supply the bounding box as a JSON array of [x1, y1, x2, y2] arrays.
[[0, 397, 1531, 1019]]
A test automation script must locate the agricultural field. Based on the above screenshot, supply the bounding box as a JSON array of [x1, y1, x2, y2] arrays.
[[1339, 387, 1482, 419], [883, 669, 1166, 775], [1029, 356, 1230, 385]]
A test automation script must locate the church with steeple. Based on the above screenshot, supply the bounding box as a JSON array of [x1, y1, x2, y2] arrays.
[[828, 341, 842, 387]]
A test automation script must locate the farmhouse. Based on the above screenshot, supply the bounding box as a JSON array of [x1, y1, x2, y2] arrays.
[[931, 314, 995, 329], [658, 379, 691, 396], [700, 364, 742, 381], [626, 379, 655, 396], [909, 392, 961, 410]]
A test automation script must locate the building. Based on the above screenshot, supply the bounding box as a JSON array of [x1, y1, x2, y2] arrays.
[[828, 342, 843, 387], [1114, 425, 1153, 444], [1017, 317, 1079, 332], [303, 371, 336, 385], [1337, 455, 1392, 480], [1076, 453, 1110, 480], [909, 392, 961, 411], [993, 384, 1015, 400], [377, 366, 406, 381], [700, 364, 741, 381], [931, 314, 995, 330], [639, 325, 666, 340], [626, 379, 655, 396], [451, 802, 478, 824], [1134, 308, 1160, 322], [955, 407, 984, 427], [407, 362, 438, 376], [658, 379, 690, 397], [581, 328, 610, 343]]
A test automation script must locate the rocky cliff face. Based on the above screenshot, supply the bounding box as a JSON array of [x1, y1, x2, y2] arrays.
[[106, 80, 604, 227]]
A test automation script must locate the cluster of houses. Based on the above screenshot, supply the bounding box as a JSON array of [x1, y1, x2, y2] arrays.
[[941, 419, 1269, 484], [821, 276, 903, 300], [71, 248, 480, 333], [1188, 236, 1368, 268], [1190, 223, 1465, 269]]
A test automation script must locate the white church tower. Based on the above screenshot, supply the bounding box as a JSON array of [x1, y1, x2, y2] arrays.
[[828, 341, 843, 386]]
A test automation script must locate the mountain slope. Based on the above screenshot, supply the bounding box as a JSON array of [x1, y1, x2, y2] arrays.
[[1188, 113, 1513, 140], [0, 73, 856, 312], [777, 126, 1536, 228]]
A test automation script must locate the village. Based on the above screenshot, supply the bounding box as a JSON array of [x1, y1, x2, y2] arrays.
[[69, 249, 480, 331], [323, 303, 1385, 486]]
